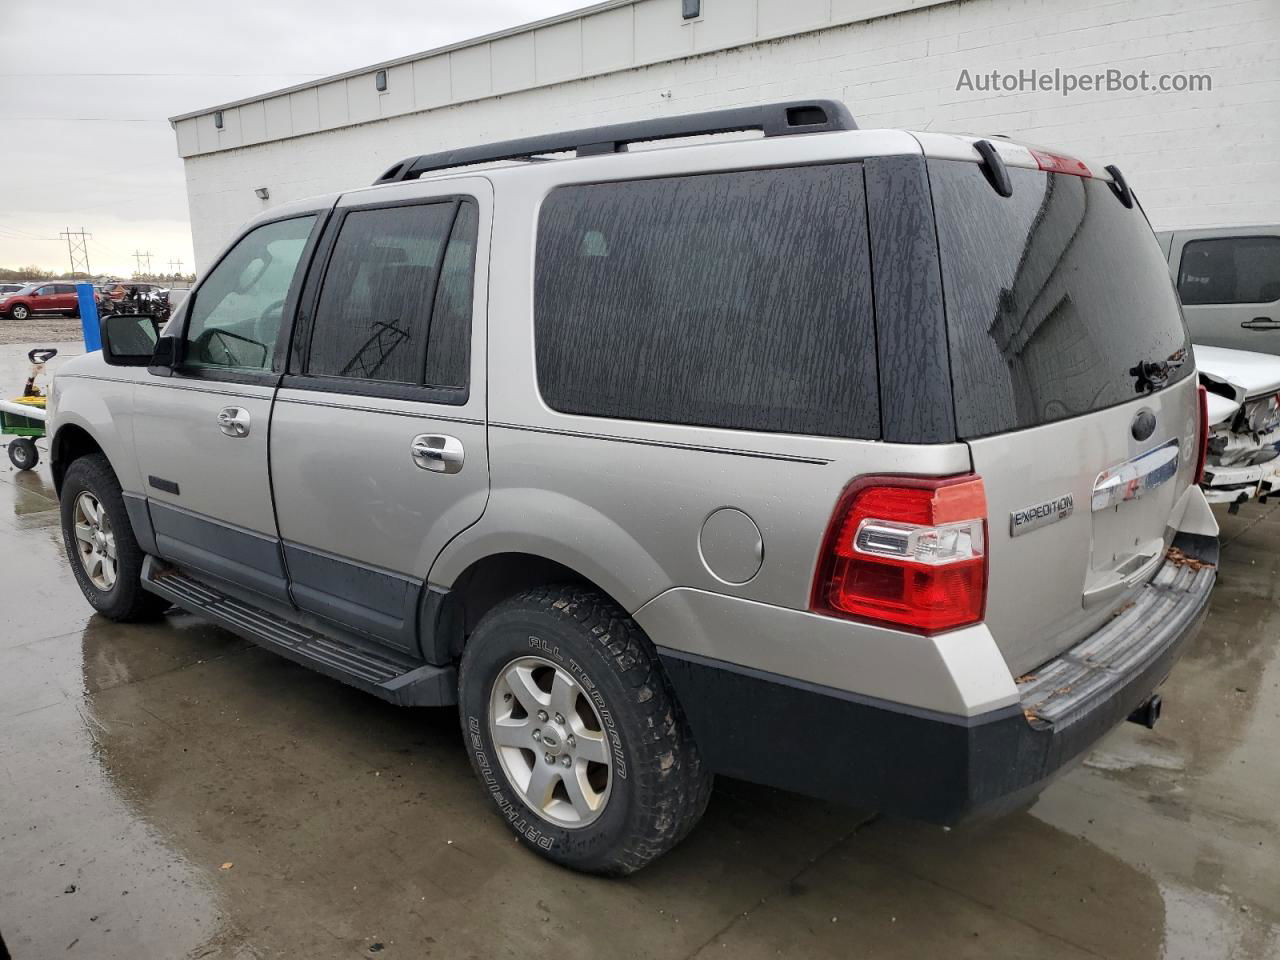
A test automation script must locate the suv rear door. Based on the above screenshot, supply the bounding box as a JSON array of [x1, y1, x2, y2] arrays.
[[269, 178, 491, 655], [927, 156, 1201, 676], [1169, 227, 1280, 354], [131, 212, 325, 602]]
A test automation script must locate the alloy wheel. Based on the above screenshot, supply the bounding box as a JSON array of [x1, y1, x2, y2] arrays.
[[488, 655, 613, 828], [72, 492, 117, 591]]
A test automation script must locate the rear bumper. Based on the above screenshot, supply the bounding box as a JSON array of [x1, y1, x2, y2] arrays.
[[1201, 458, 1280, 504], [658, 532, 1216, 824]]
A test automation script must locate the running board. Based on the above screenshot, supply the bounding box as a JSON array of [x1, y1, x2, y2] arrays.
[[141, 557, 456, 706]]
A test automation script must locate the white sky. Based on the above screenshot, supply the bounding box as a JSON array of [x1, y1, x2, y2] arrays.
[[0, 0, 585, 277]]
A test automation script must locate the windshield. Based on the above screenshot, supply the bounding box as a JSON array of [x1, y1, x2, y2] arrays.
[[930, 160, 1192, 437]]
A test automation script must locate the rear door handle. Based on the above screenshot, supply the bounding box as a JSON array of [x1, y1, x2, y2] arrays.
[[411, 434, 464, 474], [217, 406, 251, 438], [1241, 317, 1280, 330]]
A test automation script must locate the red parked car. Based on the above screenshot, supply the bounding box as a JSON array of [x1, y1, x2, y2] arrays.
[[0, 282, 97, 321]]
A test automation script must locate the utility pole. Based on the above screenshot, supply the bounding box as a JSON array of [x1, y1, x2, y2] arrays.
[[169, 258, 183, 275], [59, 227, 92, 276], [133, 249, 154, 274]]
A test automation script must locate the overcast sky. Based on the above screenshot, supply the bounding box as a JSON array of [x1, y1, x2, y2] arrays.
[[0, 0, 584, 277]]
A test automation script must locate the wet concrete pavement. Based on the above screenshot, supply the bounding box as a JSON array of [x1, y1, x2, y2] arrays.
[[2, 342, 1279, 958]]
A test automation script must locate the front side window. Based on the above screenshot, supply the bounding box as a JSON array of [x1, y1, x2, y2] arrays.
[[183, 215, 316, 373], [534, 165, 879, 439], [305, 200, 475, 392], [1178, 236, 1280, 305]]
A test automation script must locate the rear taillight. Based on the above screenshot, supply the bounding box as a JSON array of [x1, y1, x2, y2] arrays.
[[1194, 384, 1209, 484], [1029, 147, 1091, 178], [810, 475, 988, 634]]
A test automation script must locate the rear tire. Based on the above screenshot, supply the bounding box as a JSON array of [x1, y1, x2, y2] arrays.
[[8, 437, 38, 470], [59, 454, 169, 621], [458, 585, 712, 875]]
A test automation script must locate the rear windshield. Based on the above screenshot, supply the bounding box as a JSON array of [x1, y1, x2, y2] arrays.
[[929, 160, 1192, 438]]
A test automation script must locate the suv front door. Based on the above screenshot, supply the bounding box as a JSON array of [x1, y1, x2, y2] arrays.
[[1172, 228, 1280, 353], [131, 211, 326, 602], [270, 180, 491, 654], [30, 285, 59, 312]]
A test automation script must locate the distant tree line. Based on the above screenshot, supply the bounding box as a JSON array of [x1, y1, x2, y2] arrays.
[[0, 266, 197, 284]]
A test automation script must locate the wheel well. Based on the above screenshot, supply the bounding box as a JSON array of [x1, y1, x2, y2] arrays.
[[51, 424, 104, 496], [438, 553, 616, 660]]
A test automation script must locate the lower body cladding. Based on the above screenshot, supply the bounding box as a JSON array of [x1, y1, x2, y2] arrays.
[[654, 533, 1217, 824]]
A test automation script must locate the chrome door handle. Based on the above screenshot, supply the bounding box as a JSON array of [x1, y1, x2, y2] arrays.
[[411, 434, 464, 474], [217, 406, 251, 438], [1241, 317, 1280, 330]]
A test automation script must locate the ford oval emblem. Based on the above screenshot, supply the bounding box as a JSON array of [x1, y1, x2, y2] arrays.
[[1131, 409, 1157, 442]]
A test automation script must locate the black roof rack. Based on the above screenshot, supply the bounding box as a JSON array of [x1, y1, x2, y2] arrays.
[[373, 99, 856, 185]]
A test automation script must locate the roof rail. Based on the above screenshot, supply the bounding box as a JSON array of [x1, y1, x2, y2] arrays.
[[373, 99, 856, 185]]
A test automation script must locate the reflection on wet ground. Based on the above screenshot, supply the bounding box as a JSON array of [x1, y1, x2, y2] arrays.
[[1, 345, 1278, 958]]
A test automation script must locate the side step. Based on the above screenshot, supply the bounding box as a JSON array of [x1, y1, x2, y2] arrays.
[[142, 557, 456, 707]]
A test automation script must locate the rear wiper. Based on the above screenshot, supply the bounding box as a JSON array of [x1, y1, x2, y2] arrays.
[[1130, 348, 1187, 394]]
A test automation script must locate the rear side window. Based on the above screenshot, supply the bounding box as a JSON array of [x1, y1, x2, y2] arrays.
[[534, 165, 879, 439], [307, 202, 457, 384], [423, 200, 478, 390], [1177, 236, 1280, 305], [930, 161, 1192, 438]]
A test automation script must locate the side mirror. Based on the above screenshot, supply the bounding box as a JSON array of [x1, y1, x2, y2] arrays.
[[101, 314, 162, 367]]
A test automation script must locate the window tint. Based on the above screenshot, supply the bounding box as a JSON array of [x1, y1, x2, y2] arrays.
[[185, 216, 315, 373], [55, 284, 76, 294], [1178, 236, 1280, 305], [534, 165, 879, 439], [307, 202, 455, 384], [929, 161, 1192, 437], [424, 201, 478, 390]]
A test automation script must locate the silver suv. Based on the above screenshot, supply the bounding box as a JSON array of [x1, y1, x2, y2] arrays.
[[48, 101, 1219, 875]]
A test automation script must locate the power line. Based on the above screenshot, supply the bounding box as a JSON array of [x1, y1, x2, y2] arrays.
[[0, 116, 166, 123], [0, 71, 327, 78]]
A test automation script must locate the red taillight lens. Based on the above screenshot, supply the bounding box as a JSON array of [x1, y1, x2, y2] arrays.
[[1195, 384, 1209, 485], [1029, 147, 1092, 178], [811, 475, 988, 634]]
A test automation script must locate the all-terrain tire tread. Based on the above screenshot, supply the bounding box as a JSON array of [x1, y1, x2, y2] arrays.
[[60, 453, 169, 622], [468, 583, 712, 875]]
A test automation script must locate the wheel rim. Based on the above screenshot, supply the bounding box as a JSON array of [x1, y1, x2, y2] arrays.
[[13, 442, 31, 466], [488, 655, 613, 829], [14, 306, 27, 319], [72, 492, 117, 591]]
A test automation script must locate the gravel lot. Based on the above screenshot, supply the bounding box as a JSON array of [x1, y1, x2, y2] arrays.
[[0, 315, 87, 346]]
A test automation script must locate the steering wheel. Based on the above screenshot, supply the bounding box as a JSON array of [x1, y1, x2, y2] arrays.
[[253, 298, 287, 352]]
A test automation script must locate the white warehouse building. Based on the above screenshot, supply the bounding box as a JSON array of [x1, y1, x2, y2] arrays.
[[171, 0, 1279, 270]]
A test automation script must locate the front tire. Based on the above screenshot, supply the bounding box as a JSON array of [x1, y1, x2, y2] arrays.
[[10, 303, 29, 321], [8, 437, 38, 470], [458, 585, 712, 876], [59, 454, 169, 621]]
